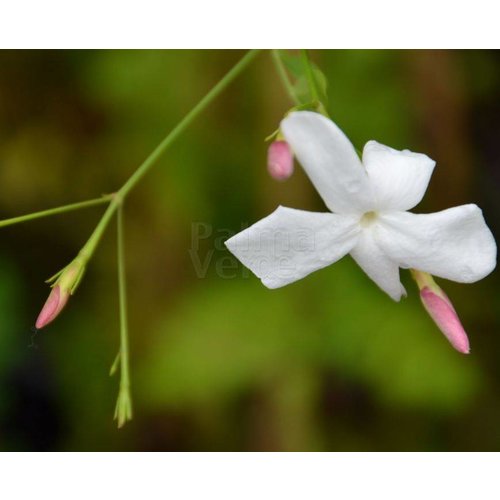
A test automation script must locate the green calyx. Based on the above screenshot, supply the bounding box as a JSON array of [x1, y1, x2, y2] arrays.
[[46, 257, 86, 295]]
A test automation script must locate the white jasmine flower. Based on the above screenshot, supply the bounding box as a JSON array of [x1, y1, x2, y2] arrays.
[[225, 111, 496, 301]]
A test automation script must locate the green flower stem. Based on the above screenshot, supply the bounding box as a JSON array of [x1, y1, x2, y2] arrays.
[[78, 49, 261, 263], [114, 203, 132, 428], [118, 50, 261, 200], [271, 50, 300, 105], [0, 195, 113, 229], [301, 49, 319, 102], [77, 197, 120, 261]]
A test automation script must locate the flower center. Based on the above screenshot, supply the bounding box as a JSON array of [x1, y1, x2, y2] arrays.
[[360, 211, 378, 228]]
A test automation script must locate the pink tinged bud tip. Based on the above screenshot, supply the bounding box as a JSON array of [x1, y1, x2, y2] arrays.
[[267, 140, 294, 181], [35, 285, 70, 329], [420, 287, 470, 354]]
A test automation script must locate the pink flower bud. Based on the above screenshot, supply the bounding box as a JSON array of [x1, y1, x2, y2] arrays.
[[420, 288, 469, 354], [35, 285, 70, 329], [267, 140, 294, 181], [35, 258, 85, 329], [411, 270, 470, 354]]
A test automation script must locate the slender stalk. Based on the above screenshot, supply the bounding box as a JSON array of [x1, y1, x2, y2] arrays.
[[271, 50, 300, 105], [119, 50, 261, 200], [78, 49, 261, 262], [301, 49, 319, 102], [114, 203, 132, 428], [0, 195, 113, 229], [78, 198, 119, 261]]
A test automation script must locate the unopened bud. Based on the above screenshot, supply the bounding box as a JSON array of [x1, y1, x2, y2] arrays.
[[35, 285, 69, 329], [267, 140, 294, 181], [35, 258, 86, 329], [411, 270, 470, 354]]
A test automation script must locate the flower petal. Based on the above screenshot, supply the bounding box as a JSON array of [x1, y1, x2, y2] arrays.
[[280, 111, 373, 215], [362, 141, 435, 211], [350, 226, 406, 301], [376, 205, 497, 282], [225, 206, 360, 289]]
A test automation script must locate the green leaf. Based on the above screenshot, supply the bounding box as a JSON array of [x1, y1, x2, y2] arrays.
[[277, 50, 328, 105]]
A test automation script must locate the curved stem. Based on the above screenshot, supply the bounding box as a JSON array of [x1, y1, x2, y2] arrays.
[[0, 195, 113, 229]]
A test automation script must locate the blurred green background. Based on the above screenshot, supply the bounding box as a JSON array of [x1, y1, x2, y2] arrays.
[[0, 50, 498, 451]]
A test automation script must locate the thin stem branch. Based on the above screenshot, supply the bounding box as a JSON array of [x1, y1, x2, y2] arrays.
[[78, 198, 119, 261], [117, 206, 129, 384], [301, 49, 319, 102], [114, 203, 132, 428], [271, 50, 300, 105], [78, 49, 261, 263], [118, 50, 261, 200], [0, 195, 113, 229]]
